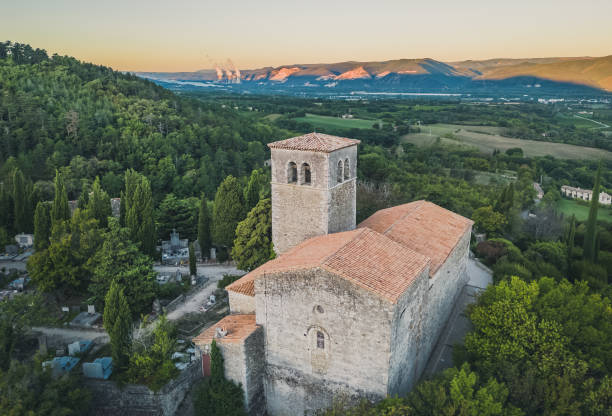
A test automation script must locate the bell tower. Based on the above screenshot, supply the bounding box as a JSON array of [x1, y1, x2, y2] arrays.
[[268, 133, 360, 254]]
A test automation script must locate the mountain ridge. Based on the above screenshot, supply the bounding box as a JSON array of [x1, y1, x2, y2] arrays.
[[138, 55, 612, 93]]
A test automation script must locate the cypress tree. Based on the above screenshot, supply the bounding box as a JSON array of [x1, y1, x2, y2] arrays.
[[33, 202, 51, 251], [210, 339, 224, 383], [243, 169, 265, 212], [197, 194, 212, 260], [104, 280, 132, 370], [232, 198, 275, 271], [87, 177, 112, 228], [126, 175, 156, 257], [189, 242, 197, 277], [212, 175, 244, 248], [12, 169, 27, 233], [120, 169, 140, 227], [583, 162, 602, 263], [0, 183, 14, 234], [51, 170, 70, 224], [566, 214, 576, 271]]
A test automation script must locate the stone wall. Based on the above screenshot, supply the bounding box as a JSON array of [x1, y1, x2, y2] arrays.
[[418, 229, 471, 383], [255, 268, 393, 415], [86, 359, 202, 416], [387, 266, 429, 395], [229, 291, 256, 314]]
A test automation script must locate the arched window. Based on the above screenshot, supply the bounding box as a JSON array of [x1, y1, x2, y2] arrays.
[[316, 331, 325, 349], [344, 158, 350, 180], [337, 160, 343, 183], [287, 162, 297, 183], [301, 163, 311, 185]]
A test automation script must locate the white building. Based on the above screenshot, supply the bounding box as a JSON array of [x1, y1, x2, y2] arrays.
[[561, 185, 612, 205]]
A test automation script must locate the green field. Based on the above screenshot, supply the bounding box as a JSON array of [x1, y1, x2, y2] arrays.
[[556, 198, 612, 223], [402, 123, 612, 160], [294, 113, 377, 130]]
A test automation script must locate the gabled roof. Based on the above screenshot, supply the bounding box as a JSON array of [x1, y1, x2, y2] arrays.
[[227, 228, 430, 303], [193, 314, 259, 345], [268, 132, 360, 153], [358, 201, 473, 275]]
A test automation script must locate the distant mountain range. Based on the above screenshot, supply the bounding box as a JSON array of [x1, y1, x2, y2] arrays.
[[137, 55, 612, 97]]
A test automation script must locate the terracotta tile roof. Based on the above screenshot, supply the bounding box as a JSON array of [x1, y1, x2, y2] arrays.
[[193, 314, 258, 345], [358, 201, 473, 275], [268, 132, 360, 153], [227, 228, 430, 303]]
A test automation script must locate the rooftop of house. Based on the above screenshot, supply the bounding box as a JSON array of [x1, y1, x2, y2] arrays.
[[193, 314, 259, 345], [227, 227, 431, 303], [358, 200, 473, 275], [268, 132, 360, 153]]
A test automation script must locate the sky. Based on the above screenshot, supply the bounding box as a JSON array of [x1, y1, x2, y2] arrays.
[[2, 0, 612, 72]]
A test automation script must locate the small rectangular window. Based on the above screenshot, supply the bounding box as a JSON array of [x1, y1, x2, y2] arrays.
[[316, 331, 324, 349]]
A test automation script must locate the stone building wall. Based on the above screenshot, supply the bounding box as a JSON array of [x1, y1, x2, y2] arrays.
[[254, 268, 394, 415], [229, 291, 255, 314], [418, 229, 471, 379], [85, 359, 202, 416], [387, 266, 430, 395]]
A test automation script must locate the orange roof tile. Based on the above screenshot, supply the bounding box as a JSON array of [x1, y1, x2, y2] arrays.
[[358, 201, 473, 275], [227, 228, 430, 303], [193, 314, 258, 345], [268, 133, 360, 153]]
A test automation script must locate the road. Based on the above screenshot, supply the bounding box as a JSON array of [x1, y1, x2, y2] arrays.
[[164, 264, 244, 321], [31, 326, 109, 343], [574, 114, 610, 129], [0, 260, 27, 271]]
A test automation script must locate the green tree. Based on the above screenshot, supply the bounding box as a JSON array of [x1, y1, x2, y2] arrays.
[[127, 315, 178, 390], [583, 162, 602, 263], [232, 198, 275, 271], [0, 358, 91, 415], [126, 174, 156, 257], [87, 176, 112, 228], [156, 193, 198, 241], [0, 183, 14, 234], [33, 201, 51, 251], [120, 169, 140, 227], [472, 206, 508, 236], [103, 280, 132, 370], [193, 340, 246, 416], [243, 168, 268, 212], [212, 175, 245, 249], [11, 168, 29, 232], [51, 169, 70, 224], [198, 194, 212, 260], [28, 209, 103, 293], [565, 215, 576, 272], [90, 218, 156, 315], [189, 242, 197, 276]]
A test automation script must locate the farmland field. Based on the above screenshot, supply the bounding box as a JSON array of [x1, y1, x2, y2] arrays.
[[556, 198, 612, 223], [294, 113, 377, 130], [402, 123, 612, 160]]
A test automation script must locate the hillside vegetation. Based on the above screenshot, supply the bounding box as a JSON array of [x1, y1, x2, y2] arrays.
[[0, 41, 287, 199]]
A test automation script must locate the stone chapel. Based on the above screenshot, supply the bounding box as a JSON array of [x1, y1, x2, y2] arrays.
[[194, 132, 473, 415]]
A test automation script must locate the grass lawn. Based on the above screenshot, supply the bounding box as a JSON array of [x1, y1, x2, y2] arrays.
[[402, 123, 612, 160], [556, 198, 612, 223], [294, 113, 377, 130]]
